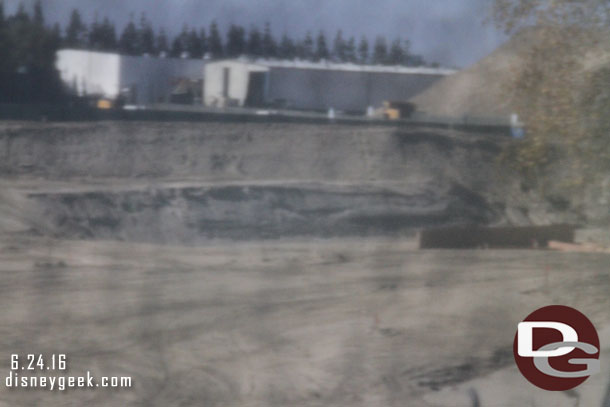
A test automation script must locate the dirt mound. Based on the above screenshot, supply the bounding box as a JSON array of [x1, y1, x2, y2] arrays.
[[409, 29, 541, 119]]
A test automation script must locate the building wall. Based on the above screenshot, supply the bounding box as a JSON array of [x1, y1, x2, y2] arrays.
[[56, 49, 205, 105], [119, 56, 206, 105], [267, 68, 368, 111], [56, 50, 121, 98], [203, 60, 451, 112], [268, 68, 444, 112], [204, 61, 268, 107]]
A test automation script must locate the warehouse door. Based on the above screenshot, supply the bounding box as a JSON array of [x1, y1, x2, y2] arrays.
[[245, 72, 266, 107]]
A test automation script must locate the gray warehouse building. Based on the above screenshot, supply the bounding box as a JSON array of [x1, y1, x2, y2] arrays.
[[204, 59, 455, 112]]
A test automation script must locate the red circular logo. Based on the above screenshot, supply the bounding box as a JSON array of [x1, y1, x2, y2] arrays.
[[513, 305, 600, 391]]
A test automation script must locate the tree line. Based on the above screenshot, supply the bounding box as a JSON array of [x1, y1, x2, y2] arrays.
[[0, 1, 434, 104], [63, 8, 430, 66], [0, 1, 64, 102]]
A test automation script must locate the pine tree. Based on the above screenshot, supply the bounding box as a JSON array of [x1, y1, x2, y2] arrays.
[[156, 28, 169, 56], [278, 34, 295, 59], [300, 31, 314, 60], [246, 25, 262, 57], [345, 36, 356, 63], [33, 0, 43, 26], [373, 36, 387, 64], [88, 16, 102, 50], [208, 21, 223, 58], [0, 0, 15, 79], [388, 38, 405, 65], [173, 25, 190, 57], [50, 23, 62, 49], [100, 18, 117, 51], [170, 36, 182, 57], [119, 17, 138, 55], [186, 28, 203, 58], [5, 1, 64, 102], [358, 36, 369, 64], [30, 0, 49, 75], [138, 13, 156, 55], [262, 22, 276, 58], [226, 24, 246, 57], [199, 28, 208, 57], [65, 9, 87, 48], [315, 31, 329, 61], [9, 4, 31, 68], [332, 30, 345, 62]]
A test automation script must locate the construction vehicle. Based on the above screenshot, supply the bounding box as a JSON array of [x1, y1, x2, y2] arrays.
[[381, 101, 416, 120]]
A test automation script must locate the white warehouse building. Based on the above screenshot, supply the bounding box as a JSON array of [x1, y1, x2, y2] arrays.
[[56, 49, 206, 105], [204, 59, 456, 112]]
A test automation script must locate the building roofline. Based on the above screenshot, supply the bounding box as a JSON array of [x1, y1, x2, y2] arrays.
[[57, 48, 207, 63], [206, 57, 456, 75]]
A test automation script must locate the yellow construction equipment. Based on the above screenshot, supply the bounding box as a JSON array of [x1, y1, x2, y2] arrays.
[[96, 99, 113, 109], [381, 101, 416, 120]]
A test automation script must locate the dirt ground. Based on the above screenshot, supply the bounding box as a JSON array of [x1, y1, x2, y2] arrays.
[[0, 121, 609, 406], [0, 235, 608, 406]]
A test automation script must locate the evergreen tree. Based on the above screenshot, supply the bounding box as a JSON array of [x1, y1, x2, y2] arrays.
[[138, 13, 156, 55], [100, 18, 117, 51], [65, 9, 87, 48], [262, 22, 276, 58], [300, 31, 314, 60], [358, 36, 369, 64], [0, 1, 15, 79], [1, 1, 64, 102], [344, 36, 356, 63], [246, 25, 262, 57], [332, 30, 345, 61], [388, 38, 405, 65], [186, 28, 203, 58], [171, 25, 189, 57], [226, 24, 246, 57], [33, 0, 43, 26], [119, 17, 138, 55], [170, 36, 182, 57], [373, 36, 387, 64], [88, 14, 116, 51], [278, 33, 295, 59], [50, 22, 62, 49], [208, 21, 223, 58], [315, 31, 329, 61], [156, 28, 169, 55], [199, 28, 208, 56], [10, 3, 32, 65], [29, 0, 49, 74], [88, 16, 103, 50]]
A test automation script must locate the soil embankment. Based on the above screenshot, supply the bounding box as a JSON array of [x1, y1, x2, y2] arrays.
[[0, 121, 539, 242]]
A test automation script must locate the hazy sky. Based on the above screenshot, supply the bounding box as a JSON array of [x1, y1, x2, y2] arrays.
[[5, 0, 506, 68]]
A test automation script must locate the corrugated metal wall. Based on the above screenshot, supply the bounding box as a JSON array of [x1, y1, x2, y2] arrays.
[[267, 68, 444, 112]]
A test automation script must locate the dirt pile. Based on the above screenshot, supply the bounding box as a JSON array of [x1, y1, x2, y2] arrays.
[[410, 29, 546, 119]]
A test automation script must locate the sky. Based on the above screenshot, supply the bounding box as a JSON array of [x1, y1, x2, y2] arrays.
[[5, 0, 507, 68]]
